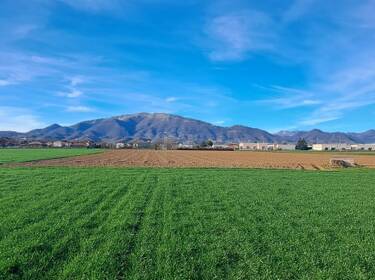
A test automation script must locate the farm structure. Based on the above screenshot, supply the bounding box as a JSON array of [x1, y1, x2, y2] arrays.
[[51, 141, 72, 148], [313, 143, 375, 151], [239, 142, 295, 151], [350, 144, 375, 151]]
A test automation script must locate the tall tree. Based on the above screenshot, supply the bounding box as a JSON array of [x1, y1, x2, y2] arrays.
[[296, 138, 309, 150]]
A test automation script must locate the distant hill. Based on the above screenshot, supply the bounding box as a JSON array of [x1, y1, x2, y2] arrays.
[[274, 129, 375, 144], [1, 113, 375, 143], [274, 129, 356, 144]]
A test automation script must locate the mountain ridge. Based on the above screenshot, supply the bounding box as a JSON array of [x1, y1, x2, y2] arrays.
[[1, 112, 375, 144]]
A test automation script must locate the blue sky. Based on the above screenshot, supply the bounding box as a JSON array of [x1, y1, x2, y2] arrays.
[[1, 0, 375, 132]]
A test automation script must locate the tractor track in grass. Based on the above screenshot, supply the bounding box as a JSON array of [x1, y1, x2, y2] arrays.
[[115, 174, 157, 279]]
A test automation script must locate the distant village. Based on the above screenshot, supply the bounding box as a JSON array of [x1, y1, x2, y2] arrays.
[[1, 136, 375, 152]]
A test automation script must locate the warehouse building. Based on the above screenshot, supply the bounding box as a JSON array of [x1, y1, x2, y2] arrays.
[[312, 144, 351, 151], [350, 144, 375, 151], [239, 143, 295, 151], [312, 143, 375, 151]]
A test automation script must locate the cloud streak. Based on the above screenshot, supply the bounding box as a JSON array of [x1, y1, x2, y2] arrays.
[[0, 106, 45, 132], [205, 10, 276, 61], [2, 0, 375, 132], [258, 85, 321, 109], [58, 0, 124, 13], [66, 106, 94, 112], [283, 0, 316, 23]]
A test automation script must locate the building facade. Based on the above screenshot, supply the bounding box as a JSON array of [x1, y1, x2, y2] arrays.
[[313, 143, 375, 151], [239, 143, 295, 151]]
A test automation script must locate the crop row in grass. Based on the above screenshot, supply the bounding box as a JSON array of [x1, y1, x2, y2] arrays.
[[1, 167, 375, 279]]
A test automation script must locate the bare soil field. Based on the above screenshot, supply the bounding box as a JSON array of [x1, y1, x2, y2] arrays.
[[18, 150, 375, 170]]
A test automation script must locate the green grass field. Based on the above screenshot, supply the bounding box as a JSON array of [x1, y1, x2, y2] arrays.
[[1, 167, 375, 279], [0, 148, 102, 164]]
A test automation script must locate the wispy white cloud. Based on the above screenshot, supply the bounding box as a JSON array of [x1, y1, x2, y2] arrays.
[[244, 0, 375, 128], [345, 0, 375, 29], [67, 90, 83, 98], [2, 0, 375, 132], [69, 76, 85, 86], [0, 52, 82, 87], [58, 89, 83, 98], [57, 76, 87, 98], [283, 0, 316, 23], [258, 85, 321, 109], [0, 79, 12, 86], [58, 0, 124, 13], [205, 10, 276, 61], [266, 59, 375, 127], [165, 96, 178, 103], [0, 106, 45, 132], [66, 105, 94, 112], [299, 115, 340, 127], [13, 24, 39, 38], [84, 80, 238, 120]]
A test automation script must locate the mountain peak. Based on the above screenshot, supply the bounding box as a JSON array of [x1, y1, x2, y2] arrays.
[[46, 124, 62, 130], [1, 113, 375, 143], [115, 112, 177, 121], [310, 129, 323, 133]]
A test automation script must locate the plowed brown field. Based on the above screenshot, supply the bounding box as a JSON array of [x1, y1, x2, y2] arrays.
[[19, 150, 375, 170]]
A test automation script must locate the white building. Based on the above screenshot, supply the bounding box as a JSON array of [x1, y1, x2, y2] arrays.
[[274, 144, 296, 150], [239, 143, 295, 151], [312, 144, 351, 151], [350, 144, 375, 151], [312, 143, 375, 151], [116, 143, 125, 149], [52, 141, 64, 148], [239, 143, 268, 150], [178, 143, 194, 149]]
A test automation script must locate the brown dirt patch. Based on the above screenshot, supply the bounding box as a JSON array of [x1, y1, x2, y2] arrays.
[[17, 150, 375, 170]]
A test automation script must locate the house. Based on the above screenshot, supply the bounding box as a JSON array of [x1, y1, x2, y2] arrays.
[[116, 143, 125, 149], [52, 141, 64, 148], [239, 143, 264, 150], [132, 140, 153, 149], [0, 137, 18, 147], [69, 140, 94, 148], [27, 141, 45, 148], [227, 143, 239, 150]]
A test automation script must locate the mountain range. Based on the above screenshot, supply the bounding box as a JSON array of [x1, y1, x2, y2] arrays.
[[1, 113, 375, 144]]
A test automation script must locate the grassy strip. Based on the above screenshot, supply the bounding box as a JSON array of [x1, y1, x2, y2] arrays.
[[0, 148, 103, 164]]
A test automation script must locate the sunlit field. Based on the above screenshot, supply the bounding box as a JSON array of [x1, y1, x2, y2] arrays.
[[1, 167, 375, 279], [0, 148, 102, 164]]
